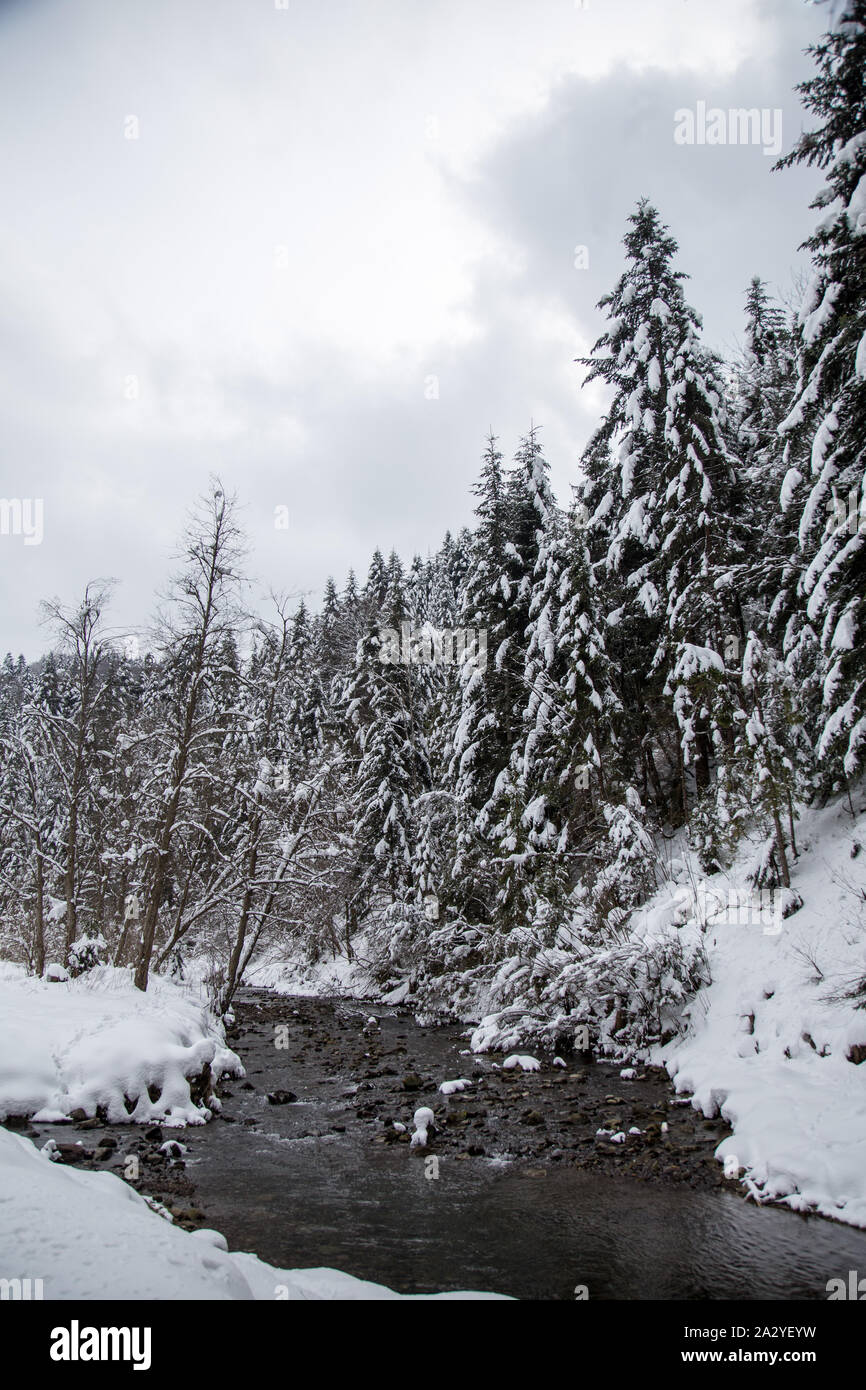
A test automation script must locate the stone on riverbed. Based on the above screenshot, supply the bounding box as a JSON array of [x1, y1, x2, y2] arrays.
[[267, 1089, 298, 1105]]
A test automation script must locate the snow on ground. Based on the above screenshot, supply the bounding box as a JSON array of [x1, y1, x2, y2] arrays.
[[656, 797, 866, 1227], [0, 1127, 506, 1300], [0, 964, 242, 1126], [246, 939, 372, 999]]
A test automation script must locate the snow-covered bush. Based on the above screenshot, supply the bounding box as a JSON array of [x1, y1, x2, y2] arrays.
[[67, 933, 108, 977], [537, 918, 710, 1055], [470, 908, 709, 1058], [584, 789, 660, 932], [0, 965, 242, 1125], [359, 901, 489, 1021]]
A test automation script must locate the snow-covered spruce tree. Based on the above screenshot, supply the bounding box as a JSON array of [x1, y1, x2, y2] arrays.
[[428, 530, 463, 628], [406, 553, 432, 627], [479, 428, 562, 933], [319, 574, 341, 646], [0, 652, 25, 742], [723, 281, 820, 869], [0, 668, 64, 974], [579, 199, 754, 863], [403, 530, 481, 914], [520, 499, 620, 897], [577, 201, 692, 818], [650, 269, 745, 816], [738, 631, 809, 891], [641, 247, 754, 865], [283, 600, 330, 770], [449, 435, 513, 920], [362, 548, 389, 628], [724, 278, 824, 781], [732, 279, 803, 608], [583, 786, 659, 934], [341, 568, 363, 642], [774, 0, 866, 787], [341, 578, 431, 927], [738, 280, 799, 490], [667, 642, 747, 871]]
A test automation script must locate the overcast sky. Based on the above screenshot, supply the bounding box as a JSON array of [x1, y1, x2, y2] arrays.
[[0, 0, 829, 657]]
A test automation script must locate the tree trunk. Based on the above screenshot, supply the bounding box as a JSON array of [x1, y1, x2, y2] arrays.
[[771, 806, 791, 889], [33, 852, 46, 978]]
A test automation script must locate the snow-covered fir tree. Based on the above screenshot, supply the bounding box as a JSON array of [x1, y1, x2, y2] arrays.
[[774, 0, 866, 786]]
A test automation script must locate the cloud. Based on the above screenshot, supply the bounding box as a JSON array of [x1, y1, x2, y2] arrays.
[[0, 0, 828, 656]]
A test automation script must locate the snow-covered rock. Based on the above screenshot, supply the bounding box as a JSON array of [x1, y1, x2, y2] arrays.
[[410, 1106, 435, 1147], [502, 1054, 541, 1072]]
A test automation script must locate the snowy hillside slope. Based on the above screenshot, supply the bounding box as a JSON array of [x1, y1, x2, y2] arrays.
[[658, 797, 866, 1226]]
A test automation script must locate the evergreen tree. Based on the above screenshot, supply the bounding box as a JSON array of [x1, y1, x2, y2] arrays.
[[342, 574, 431, 916], [775, 0, 866, 782], [577, 201, 690, 816], [482, 427, 560, 927], [522, 503, 620, 867], [451, 435, 512, 822], [362, 548, 389, 626]]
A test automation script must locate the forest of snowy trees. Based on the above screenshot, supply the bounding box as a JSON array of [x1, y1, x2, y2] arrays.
[[0, 6, 863, 1057]]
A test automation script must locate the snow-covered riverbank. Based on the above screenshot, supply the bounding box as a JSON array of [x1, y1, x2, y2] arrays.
[[2, 792, 864, 1309], [0, 963, 241, 1127], [656, 799, 866, 1227]]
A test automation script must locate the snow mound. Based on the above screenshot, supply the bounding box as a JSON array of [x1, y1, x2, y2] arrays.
[[439, 1078, 472, 1095], [470, 1011, 548, 1054], [0, 965, 242, 1127]]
